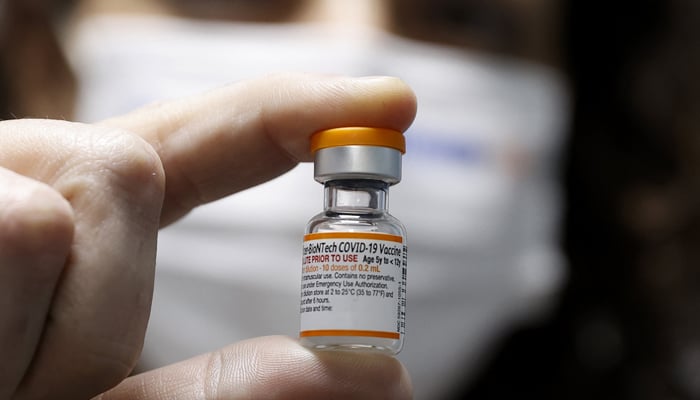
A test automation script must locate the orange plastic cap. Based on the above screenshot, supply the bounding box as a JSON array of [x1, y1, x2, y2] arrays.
[[310, 127, 406, 154]]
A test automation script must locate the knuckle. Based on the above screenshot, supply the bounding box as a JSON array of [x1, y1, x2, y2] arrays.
[[203, 349, 225, 399], [87, 129, 165, 197]]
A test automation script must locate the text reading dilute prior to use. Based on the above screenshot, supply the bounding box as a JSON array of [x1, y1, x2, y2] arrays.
[[299, 232, 407, 337]]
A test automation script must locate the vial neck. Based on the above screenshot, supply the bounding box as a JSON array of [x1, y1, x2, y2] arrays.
[[324, 179, 389, 213]]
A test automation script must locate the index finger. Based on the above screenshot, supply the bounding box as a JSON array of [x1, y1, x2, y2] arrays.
[[100, 74, 417, 226]]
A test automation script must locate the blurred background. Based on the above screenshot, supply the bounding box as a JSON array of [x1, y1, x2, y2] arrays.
[[2, 0, 700, 399], [464, 1, 700, 398]]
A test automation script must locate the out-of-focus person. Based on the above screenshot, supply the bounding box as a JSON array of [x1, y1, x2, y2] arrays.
[[2, 0, 570, 398]]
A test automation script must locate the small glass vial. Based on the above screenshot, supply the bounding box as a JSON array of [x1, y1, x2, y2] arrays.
[[299, 127, 407, 355]]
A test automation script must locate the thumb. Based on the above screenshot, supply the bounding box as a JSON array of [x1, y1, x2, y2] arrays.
[[97, 336, 412, 400]]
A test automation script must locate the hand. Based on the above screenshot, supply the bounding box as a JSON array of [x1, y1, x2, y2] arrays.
[[0, 74, 416, 399]]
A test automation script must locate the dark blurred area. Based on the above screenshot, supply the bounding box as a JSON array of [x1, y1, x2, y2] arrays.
[[0, 0, 76, 119], [461, 0, 700, 399], [2, 0, 700, 398]]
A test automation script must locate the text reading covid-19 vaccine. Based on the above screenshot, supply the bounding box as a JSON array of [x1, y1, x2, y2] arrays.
[[299, 127, 407, 355]]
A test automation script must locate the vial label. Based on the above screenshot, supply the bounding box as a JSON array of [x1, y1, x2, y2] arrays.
[[300, 232, 406, 339]]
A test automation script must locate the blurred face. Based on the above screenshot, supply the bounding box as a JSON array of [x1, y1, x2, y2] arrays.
[[4, 0, 562, 119], [72, 0, 562, 65]]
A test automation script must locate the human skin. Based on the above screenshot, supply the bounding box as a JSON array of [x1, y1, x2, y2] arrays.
[[0, 74, 416, 400]]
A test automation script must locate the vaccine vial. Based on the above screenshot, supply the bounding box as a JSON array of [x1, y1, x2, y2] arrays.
[[299, 127, 407, 355]]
